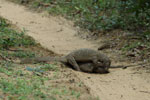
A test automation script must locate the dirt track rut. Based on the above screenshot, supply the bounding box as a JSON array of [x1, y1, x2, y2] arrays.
[[0, 0, 150, 100]]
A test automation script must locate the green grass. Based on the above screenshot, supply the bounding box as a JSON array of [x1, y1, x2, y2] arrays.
[[0, 17, 37, 60], [0, 62, 81, 100], [0, 27, 36, 49], [25, 63, 59, 74], [10, 0, 150, 32], [0, 77, 48, 100], [0, 17, 87, 100], [1, 50, 36, 59], [10, 50, 36, 58], [0, 18, 36, 50]]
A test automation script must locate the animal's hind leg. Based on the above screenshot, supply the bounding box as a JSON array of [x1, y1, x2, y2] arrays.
[[67, 56, 81, 71]]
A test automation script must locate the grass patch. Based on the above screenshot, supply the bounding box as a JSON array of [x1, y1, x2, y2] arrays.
[[0, 17, 36, 59], [1, 50, 36, 59], [0, 17, 94, 100], [121, 39, 150, 59], [0, 62, 82, 100], [0, 77, 47, 100], [0, 26, 36, 49], [9, 0, 150, 32]]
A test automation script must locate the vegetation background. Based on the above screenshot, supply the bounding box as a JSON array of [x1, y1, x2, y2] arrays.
[[0, 0, 150, 99], [0, 17, 92, 100], [16, 0, 150, 59]]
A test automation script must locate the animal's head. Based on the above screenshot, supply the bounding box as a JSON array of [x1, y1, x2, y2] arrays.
[[103, 59, 111, 71], [97, 54, 111, 70], [94, 67, 109, 74]]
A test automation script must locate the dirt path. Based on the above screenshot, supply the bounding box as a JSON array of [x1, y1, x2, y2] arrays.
[[0, 0, 98, 54], [0, 0, 150, 100]]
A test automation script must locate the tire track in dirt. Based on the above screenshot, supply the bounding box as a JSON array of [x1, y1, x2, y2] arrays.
[[0, 0, 150, 100]]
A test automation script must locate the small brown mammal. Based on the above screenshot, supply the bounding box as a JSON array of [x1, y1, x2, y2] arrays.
[[21, 48, 111, 71], [77, 62, 135, 74], [78, 62, 109, 74]]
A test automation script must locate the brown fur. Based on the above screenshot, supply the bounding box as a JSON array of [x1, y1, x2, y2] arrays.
[[21, 48, 111, 71]]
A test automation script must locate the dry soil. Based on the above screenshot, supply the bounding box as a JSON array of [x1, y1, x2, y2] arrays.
[[0, 0, 150, 100]]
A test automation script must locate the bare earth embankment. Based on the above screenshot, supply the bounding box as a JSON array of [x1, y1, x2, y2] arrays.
[[0, 0, 150, 100]]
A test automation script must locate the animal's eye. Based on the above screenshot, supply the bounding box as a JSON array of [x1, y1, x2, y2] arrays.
[[97, 61, 102, 64], [97, 62, 101, 64]]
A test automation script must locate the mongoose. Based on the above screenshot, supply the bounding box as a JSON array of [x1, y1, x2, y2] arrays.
[[21, 48, 111, 71], [77, 62, 137, 73], [78, 62, 109, 74]]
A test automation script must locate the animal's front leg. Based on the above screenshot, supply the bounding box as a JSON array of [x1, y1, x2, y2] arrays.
[[67, 56, 81, 71]]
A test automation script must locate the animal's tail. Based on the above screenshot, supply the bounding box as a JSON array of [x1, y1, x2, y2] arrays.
[[110, 65, 128, 69], [110, 64, 140, 69], [20, 56, 67, 64]]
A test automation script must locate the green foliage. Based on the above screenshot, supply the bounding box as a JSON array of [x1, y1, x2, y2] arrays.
[[30, 0, 150, 32], [0, 30, 36, 49], [50, 87, 80, 99], [0, 15, 87, 100], [11, 50, 36, 58], [26, 64, 59, 74], [121, 36, 150, 59], [0, 77, 47, 100], [71, 90, 80, 99], [0, 17, 36, 49], [130, 0, 150, 14], [1, 50, 36, 60], [0, 67, 13, 76], [0, 61, 81, 100], [0, 17, 9, 27], [8, 0, 150, 33]]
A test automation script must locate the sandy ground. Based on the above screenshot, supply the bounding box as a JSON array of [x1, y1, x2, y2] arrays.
[[0, 0, 150, 100]]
